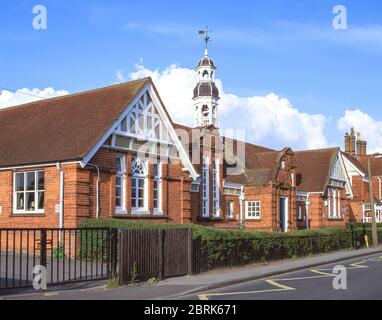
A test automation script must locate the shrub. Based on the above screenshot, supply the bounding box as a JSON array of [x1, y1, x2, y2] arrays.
[[80, 219, 355, 271], [193, 228, 353, 272]]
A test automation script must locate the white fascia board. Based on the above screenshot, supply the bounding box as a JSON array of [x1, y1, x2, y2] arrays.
[[342, 155, 367, 178], [0, 161, 81, 171]]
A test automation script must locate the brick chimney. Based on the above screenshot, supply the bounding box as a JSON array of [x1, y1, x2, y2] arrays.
[[356, 132, 367, 158], [344, 127, 356, 157]]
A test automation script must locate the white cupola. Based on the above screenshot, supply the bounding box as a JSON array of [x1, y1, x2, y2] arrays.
[[193, 48, 220, 127]]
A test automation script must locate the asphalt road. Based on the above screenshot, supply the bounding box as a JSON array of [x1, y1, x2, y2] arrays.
[[3, 252, 382, 300], [180, 253, 382, 300]]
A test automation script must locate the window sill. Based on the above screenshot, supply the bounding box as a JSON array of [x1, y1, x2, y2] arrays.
[[11, 212, 45, 217], [131, 210, 150, 216], [245, 218, 261, 222], [114, 215, 169, 220], [198, 217, 224, 222], [328, 218, 344, 221]]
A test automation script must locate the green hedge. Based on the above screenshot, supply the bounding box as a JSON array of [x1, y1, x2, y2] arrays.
[[346, 222, 382, 229], [80, 219, 355, 268], [192, 228, 353, 271]]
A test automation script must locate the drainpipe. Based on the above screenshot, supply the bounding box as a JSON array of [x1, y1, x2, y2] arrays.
[[305, 194, 310, 230], [56, 163, 64, 241], [87, 164, 100, 219], [378, 177, 382, 201], [239, 186, 245, 230]]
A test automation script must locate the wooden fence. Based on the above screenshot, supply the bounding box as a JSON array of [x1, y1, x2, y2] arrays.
[[118, 228, 192, 285]]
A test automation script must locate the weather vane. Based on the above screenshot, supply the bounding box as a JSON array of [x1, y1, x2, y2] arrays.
[[198, 26, 212, 51]]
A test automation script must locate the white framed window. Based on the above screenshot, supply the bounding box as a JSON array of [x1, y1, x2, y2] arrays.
[[115, 156, 126, 214], [246, 201, 261, 220], [153, 161, 163, 214], [202, 157, 210, 218], [131, 158, 148, 213], [328, 188, 341, 220], [14, 171, 45, 214], [332, 189, 337, 218], [226, 201, 234, 219], [298, 205, 303, 221], [212, 159, 220, 217]]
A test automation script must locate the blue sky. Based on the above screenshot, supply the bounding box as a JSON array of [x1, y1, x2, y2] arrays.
[[1, 0, 382, 151]]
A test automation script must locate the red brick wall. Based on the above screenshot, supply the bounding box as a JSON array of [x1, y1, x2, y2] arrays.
[[349, 175, 370, 222]]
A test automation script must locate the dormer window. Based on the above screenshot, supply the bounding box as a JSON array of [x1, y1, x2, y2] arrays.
[[281, 160, 286, 170]]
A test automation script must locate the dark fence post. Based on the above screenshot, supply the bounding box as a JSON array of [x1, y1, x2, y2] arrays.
[[110, 228, 118, 280], [40, 229, 47, 268], [187, 228, 193, 276], [350, 225, 355, 248], [157, 229, 164, 281], [117, 229, 124, 286]]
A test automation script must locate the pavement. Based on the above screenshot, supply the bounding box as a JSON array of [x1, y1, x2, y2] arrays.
[[1, 247, 381, 300]]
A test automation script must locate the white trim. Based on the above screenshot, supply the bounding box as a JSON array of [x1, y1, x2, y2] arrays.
[[131, 158, 149, 213], [81, 83, 150, 168], [342, 155, 367, 179], [0, 161, 81, 171], [222, 180, 243, 190], [212, 159, 220, 217], [148, 85, 199, 179], [13, 171, 45, 215], [280, 197, 289, 232], [245, 201, 261, 220], [202, 157, 210, 218], [81, 82, 199, 180], [153, 160, 163, 215], [332, 151, 353, 198], [226, 201, 234, 219], [101, 145, 180, 161], [298, 205, 303, 221], [115, 155, 127, 214]]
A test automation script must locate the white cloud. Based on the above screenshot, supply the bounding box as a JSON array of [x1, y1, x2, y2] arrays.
[[338, 109, 382, 153], [0, 88, 68, 110], [117, 63, 328, 150]]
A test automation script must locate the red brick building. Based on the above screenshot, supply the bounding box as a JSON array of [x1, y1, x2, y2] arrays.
[[294, 148, 353, 229], [342, 128, 382, 224], [0, 50, 365, 232]]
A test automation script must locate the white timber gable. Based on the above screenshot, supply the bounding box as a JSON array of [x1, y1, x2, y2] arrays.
[[82, 81, 198, 180], [325, 151, 353, 197]]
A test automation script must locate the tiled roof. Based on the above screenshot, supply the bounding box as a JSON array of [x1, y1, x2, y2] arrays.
[[294, 148, 339, 193], [358, 156, 382, 176], [0, 78, 149, 168]]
